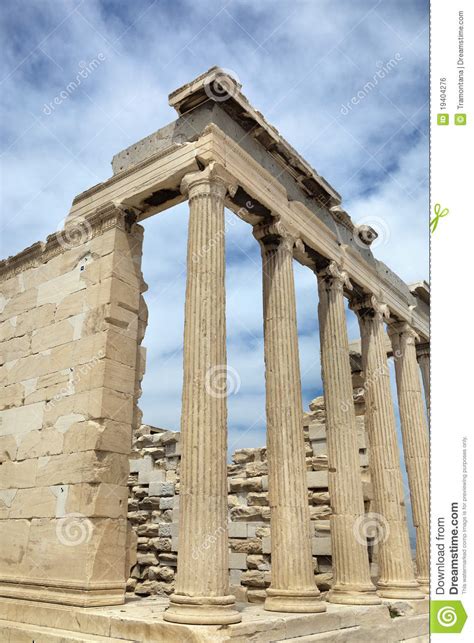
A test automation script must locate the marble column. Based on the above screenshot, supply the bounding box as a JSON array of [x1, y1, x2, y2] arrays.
[[416, 342, 430, 418], [254, 221, 326, 614], [350, 295, 424, 600], [316, 262, 380, 605], [388, 323, 430, 594], [164, 164, 241, 625]]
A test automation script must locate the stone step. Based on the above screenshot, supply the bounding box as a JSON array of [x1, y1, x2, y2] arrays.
[[0, 597, 428, 643], [284, 611, 429, 642], [284, 627, 362, 642], [0, 618, 133, 643], [285, 627, 429, 643]]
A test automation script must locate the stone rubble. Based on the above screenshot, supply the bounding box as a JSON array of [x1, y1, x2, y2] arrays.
[[126, 395, 372, 601]]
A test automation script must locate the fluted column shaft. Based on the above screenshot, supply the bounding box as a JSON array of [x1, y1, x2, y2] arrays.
[[164, 164, 241, 625], [351, 296, 424, 600], [416, 343, 430, 418], [255, 221, 325, 614], [389, 323, 429, 593], [316, 263, 379, 605]]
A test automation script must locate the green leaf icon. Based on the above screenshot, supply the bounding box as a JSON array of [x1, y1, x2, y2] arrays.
[[431, 601, 468, 634]]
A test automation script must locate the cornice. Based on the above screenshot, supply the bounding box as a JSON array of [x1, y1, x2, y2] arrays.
[[0, 202, 127, 282]]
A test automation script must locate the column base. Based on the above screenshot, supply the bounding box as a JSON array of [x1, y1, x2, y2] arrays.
[[376, 581, 425, 600], [163, 593, 241, 625], [264, 588, 327, 613], [416, 578, 429, 595], [328, 587, 382, 605]]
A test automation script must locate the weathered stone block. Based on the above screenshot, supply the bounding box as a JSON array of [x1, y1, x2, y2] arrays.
[[247, 492, 268, 506], [229, 569, 243, 586], [262, 537, 271, 554], [248, 523, 268, 538], [1, 402, 45, 439], [137, 552, 158, 566], [66, 483, 128, 518], [230, 538, 262, 554], [0, 318, 17, 343], [43, 387, 133, 427], [16, 428, 64, 461], [36, 269, 85, 307], [148, 565, 174, 582], [148, 482, 174, 497], [0, 436, 17, 463], [8, 486, 59, 519], [315, 572, 333, 590], [151, 537, 172, 552], [308, 423, 326, 441], [311, 491, 330, 505], [247, 555, 270, 571], [0, 459, 38, 489], [230, 506, 265, 521], [228, 522, 247, 538], [35, 451, 128, 486], [229, 477, 262, 493], [1, 335, 31, 362], [159, 497, 174, 510], [63, 419, 132, 455], [1, 288, 38, 321], [307, 470, 329, 489], [228, 553, 247, 570], [240, 570, 266, 588], [312, 536, 332, 555], [31, 318, 77, 353], [310, 505, 332, 519], [0, 383, 24, 410], [74, 359, 136, 396]]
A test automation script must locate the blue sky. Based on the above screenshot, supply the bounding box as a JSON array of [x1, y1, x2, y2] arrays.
[[0, 0, 428, 502]]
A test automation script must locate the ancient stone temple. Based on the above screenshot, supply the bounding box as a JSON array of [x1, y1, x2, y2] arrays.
[[0, 68, 430, 641]]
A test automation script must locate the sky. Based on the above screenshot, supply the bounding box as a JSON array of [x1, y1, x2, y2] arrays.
[[0, 0, 429, 504]]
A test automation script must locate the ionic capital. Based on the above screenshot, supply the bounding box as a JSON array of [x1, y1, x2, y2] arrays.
[[316, 261, 353, 292], [350, 294, 390, 322], [181, 162, 237, 200], [253, 219, 296, 253], [387, 321, 419, 344]]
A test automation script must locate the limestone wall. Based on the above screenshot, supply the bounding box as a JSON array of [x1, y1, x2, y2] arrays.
[[127, 396, 372, 600], [0, 210, 146, 605]]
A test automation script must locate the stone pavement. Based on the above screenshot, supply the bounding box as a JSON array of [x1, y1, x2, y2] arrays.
[[0, 596, 428, 642]]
